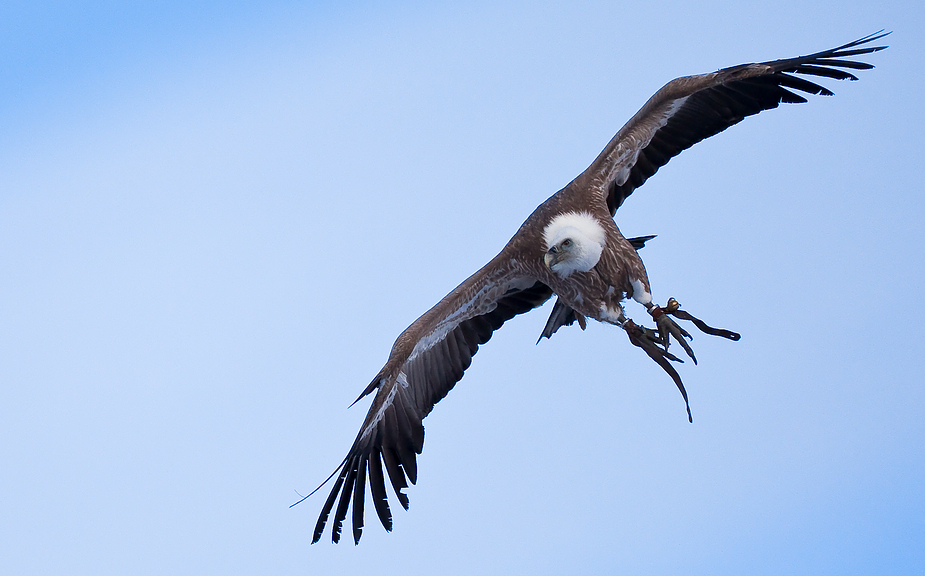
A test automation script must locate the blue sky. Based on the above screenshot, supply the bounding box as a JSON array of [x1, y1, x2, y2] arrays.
[[2, 2, 923, 574]]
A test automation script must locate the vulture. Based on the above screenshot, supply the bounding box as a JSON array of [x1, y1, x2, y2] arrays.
[[299, 32, 888, 544]]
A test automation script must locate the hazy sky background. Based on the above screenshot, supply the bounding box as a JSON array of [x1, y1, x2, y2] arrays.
[[2, 2, 923, 574]]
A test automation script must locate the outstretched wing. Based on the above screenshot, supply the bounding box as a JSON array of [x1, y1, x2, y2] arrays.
[[306, 255, 552, 544], [576, 32, 888, 214], [539, 32, 888, 339]]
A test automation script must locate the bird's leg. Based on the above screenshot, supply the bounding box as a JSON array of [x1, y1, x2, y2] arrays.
[[607, 302, 683, 363], [622, 319, 683, 364], [603, 305, 678, 362], [623, 298, 740, 424]]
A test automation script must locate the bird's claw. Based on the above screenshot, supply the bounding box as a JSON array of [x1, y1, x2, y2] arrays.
[[663, 298, 741, 342], [624, 299, 741, 423], [649, 297, 743, 362], [626, 321, 684, 363], [650, 304, 697, 364]]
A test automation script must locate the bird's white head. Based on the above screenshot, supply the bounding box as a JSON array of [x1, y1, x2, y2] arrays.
[[542, 211, 606, 277]]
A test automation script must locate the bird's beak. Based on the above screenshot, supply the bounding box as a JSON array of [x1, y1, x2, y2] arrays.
[[544, 250, 557, 269]]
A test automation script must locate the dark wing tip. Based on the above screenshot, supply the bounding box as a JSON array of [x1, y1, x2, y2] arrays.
[[817, 30, 891, 59], [627, 234, 657, 250], [837, 29, 890, 48], [779, 30, 890, 73]]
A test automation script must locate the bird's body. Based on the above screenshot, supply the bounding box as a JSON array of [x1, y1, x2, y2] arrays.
[[301, 32, 888, 544]]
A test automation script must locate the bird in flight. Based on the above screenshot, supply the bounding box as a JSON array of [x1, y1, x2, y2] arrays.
[[300, 32, 888, 544]]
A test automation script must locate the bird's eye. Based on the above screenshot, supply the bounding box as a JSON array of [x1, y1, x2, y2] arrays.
[[561, 239, 572, 247]]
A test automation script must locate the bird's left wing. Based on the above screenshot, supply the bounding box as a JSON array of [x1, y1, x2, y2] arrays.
[[540, 32, 887, 340], [305, 255, 552, 544], [577, 32, 888, 214]]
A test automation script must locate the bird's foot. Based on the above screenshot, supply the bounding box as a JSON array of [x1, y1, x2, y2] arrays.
[[648, 299, 696, 364], [658, 298, 741, 341], [623, 319, 684, 363], [623, 319, 692, 422], [627, 299, 741, 423]]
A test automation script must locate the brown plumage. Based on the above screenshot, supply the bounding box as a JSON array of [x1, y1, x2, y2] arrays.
[[300, 32, 888, 544]]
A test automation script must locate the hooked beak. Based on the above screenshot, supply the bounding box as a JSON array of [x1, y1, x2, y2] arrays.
[[544, 248, 558, 269]]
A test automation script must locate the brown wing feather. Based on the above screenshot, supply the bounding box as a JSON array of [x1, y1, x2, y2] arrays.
[[573, 31, 889, 214], [307, 259, 553, 544]]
